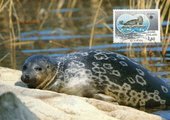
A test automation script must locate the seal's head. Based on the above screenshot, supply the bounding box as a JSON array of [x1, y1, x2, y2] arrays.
[[21, 55, 57, 88]]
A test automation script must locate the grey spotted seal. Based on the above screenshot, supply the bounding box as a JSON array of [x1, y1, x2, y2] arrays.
[[21, 49, 170, 108]]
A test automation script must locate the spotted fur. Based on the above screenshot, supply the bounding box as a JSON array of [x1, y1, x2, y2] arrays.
[[21, 49, 170, 108]]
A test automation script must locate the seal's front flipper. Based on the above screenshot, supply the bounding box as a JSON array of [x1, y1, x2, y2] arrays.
[[15, 81, 28, 88], [93, 93, 118, 103]]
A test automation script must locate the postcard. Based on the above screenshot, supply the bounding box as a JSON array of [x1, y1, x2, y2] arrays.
[[113, 9, 160, 43]]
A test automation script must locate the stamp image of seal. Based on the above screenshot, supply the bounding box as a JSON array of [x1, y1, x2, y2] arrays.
[[113, 9, 160, 43], [21, 49, 170, 108]]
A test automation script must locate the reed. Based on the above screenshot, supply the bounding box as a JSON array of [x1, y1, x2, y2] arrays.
[[0, 53, 10, 63], [9, 0, 16, 69], [66, 0, 77, 18], [89, 0, 103, 48], [39, 0, 54, 29], [129, 0, 170, 58], [0, 0, 169, 69], [161, 0, 170, 56], [0, 0, 22, 68]]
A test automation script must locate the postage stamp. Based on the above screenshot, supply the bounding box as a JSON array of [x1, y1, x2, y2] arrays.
[[113, 9, 160, 43]]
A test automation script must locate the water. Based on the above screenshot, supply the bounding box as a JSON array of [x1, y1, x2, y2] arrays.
[[0, 0, 170, 116]]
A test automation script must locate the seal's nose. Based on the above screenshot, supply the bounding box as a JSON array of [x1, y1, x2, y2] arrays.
[[21, 74, 30, 83], [25, 74, 30, 80]]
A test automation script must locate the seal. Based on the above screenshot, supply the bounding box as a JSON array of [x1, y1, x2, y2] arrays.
[[21, 49, 170, 108]]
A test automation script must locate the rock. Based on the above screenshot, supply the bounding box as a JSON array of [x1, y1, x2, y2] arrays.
[[0, 67, 22, 85], [0, 92, 39, 120], [0, 67, 163, 120]]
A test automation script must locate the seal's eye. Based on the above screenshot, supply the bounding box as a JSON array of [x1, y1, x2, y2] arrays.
[[34, 67, 42, 71], [22, 65, 27, 71]]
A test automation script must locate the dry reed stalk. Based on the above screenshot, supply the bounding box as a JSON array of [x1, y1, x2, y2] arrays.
[[162, 11, 170, 56], [67, 0, 77, 18], [39, 0, 54, 29], [0, 34, 5, 42], [4, 0, 20, 68], [160, 0, 170, 56], [155, 0, 160, 9], [0, 0, 4, 9], [160, 0, 167, 15], [0, 53, 10, 63], [0, 0, 9, 13], [56, 0, 64, 19], [12, 41, 34, 46], [146, 0, 153, 8], [0, 37, 18, 46], [89, 0, 103, 48], [140, 0, 145, 8], [160, 0, 170, 22], [127, 43, 133, 57], [12, 3, 21, 44], [88, 4, 112, 40], [9, 0, 17, 69], [103, 22, 113, 33], [129, 0, 132, 9], [49, 41, 68, 48]]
